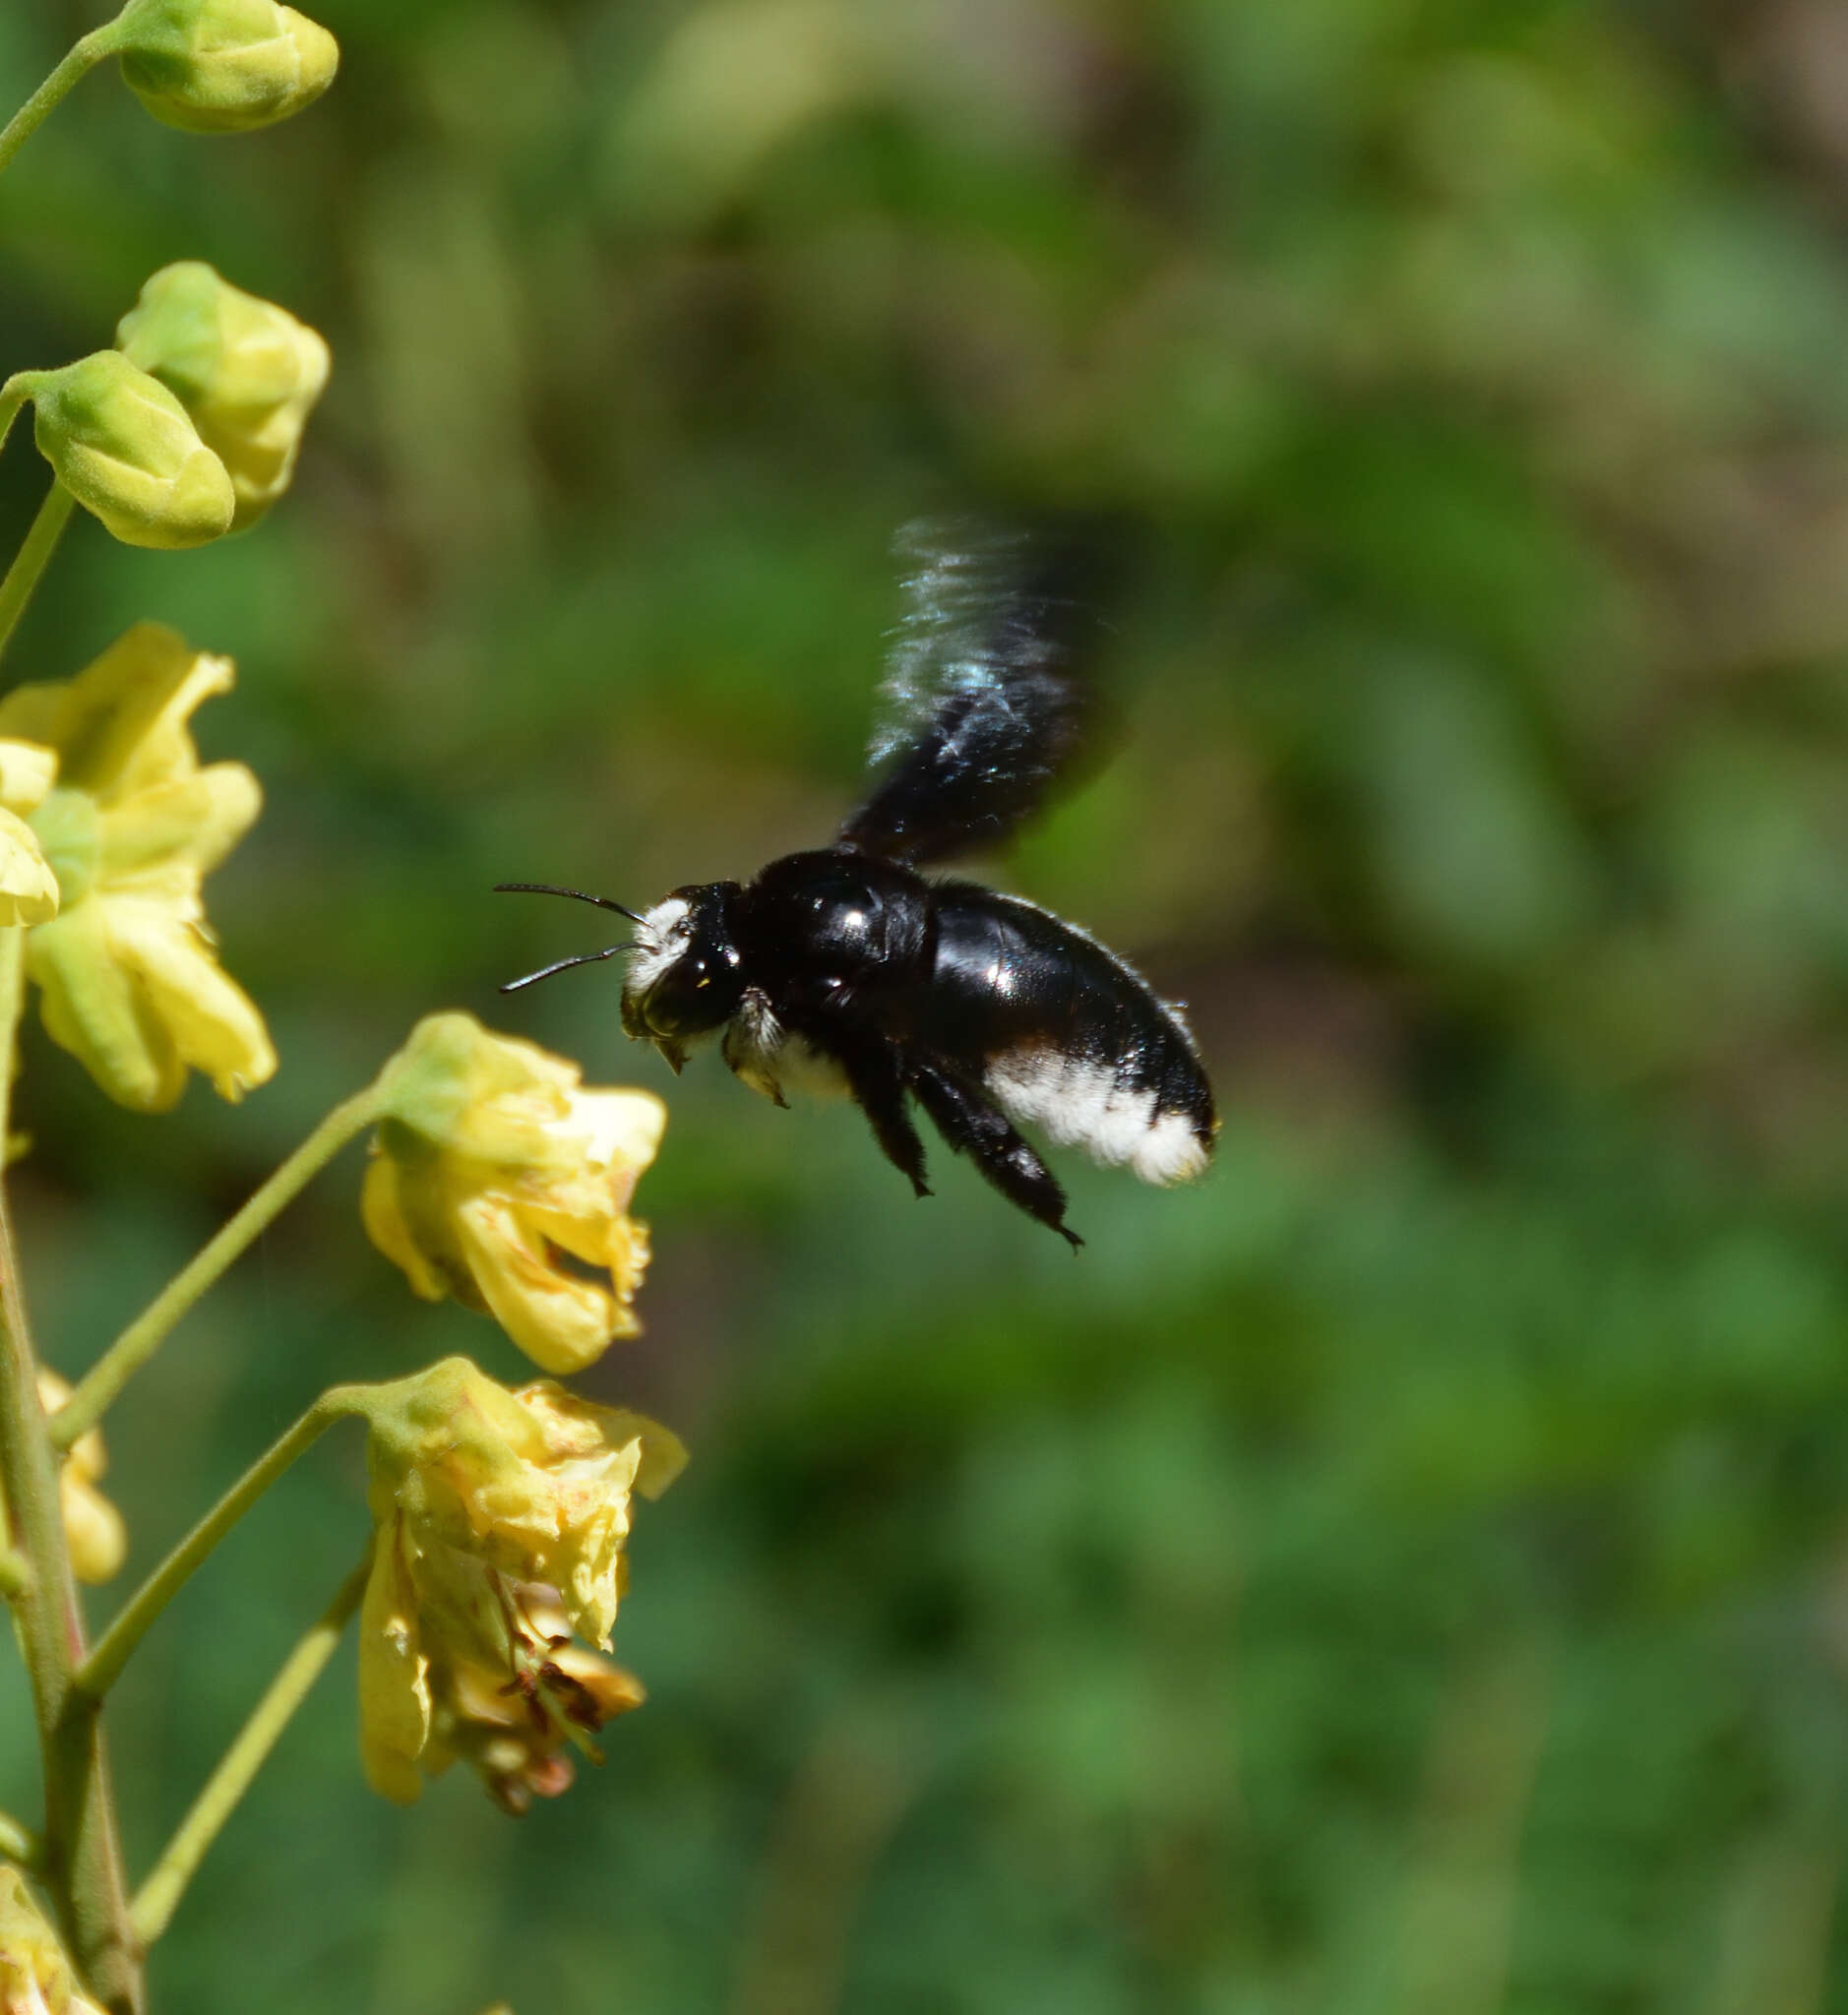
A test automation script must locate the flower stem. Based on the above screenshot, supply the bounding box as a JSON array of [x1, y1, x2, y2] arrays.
[[0, 930, 142, 2011], [75, 1384, 373, 1701], [52, 1085, 387, 1451], [130, 1556, 370, 1947], [0, 483, 77, 666], [0, 26, 126, 178]]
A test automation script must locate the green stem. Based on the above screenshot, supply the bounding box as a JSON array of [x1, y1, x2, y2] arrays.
[[0, 26, 126, 178], [0, 484, 78, 666], [130, 1557, 369, 1947], [52, 1084, 386, 1451], [0, 1808, 40, 1866], [0, 931, 142, 2011], [75, 1384, 373, 1700]]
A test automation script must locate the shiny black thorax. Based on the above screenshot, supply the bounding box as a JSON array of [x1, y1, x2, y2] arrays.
[[733, 849, 934, 1011]]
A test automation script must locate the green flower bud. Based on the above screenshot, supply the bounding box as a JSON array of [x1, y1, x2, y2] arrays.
[[115, 0, 339, 135], [118, 262, 331, 529], [16, 353, 234, 550]]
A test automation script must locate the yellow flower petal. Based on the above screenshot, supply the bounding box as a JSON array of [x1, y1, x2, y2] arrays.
[[28, 897, 185, 1111], [0, 623, 231, 803], [357, 1522, 433, 1805], [0, 739, 57, 818], [101, 896, 276, 1102], [359, 1151, 448, 1303], [452, 1188, 620, 1375], [0, 808, 58, 927], [62, 1471, 128, 1585], [98, 763, 260, 880]]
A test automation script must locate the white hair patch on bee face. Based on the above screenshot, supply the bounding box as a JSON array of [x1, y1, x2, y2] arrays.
[[627, 896, 691, 996], [985, 1048, 1210, 1187]]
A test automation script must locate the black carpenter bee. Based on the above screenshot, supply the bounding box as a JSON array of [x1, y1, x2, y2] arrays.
[[498, 522, 1217, 1246]]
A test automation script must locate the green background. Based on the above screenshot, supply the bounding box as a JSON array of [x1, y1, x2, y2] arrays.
[[9, 0, 1848, 2008]]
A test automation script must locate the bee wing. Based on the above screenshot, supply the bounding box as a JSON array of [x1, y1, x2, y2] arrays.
[[837, 519, 1112, 867]]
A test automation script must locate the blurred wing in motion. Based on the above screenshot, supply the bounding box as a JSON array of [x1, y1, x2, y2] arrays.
[[837, 519, 1113, 867]]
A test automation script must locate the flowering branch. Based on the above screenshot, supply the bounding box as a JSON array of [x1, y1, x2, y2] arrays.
[[75, 1384, 376, 1700], [52, 1085, 387, 1450], [130, 1557, 369, 1946]]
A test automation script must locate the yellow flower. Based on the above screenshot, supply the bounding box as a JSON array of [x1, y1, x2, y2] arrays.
[[366, 1013, 665, 1374], [7, 353, 234, 550], [117, 263, 331, 531], [357, 1359, 684, 1806], [115, 0, 339, 135], [0, 625, 275, 1111], [0, 1374, 129, 1587], [0, 1866, 109, 2015]]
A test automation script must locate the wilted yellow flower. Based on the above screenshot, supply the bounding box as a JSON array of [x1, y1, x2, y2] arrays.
[[117, 263, 331, 531], [7, 353, 233, 549], [0, 1866, 109, 2015], [357, 1358, 684, 1805], [366, 1013, 665, 1374], [0, 1374, 128, 1586], [115, 0, 339, 135], [0, 625, 275, 1112], [366, 1566, 646, 1815]]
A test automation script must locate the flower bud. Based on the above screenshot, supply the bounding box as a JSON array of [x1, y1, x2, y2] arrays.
[[0, 1373, 125, 1584], [17, 354, 233, 550], [115, 0, 339, 135], [117, 263, 330, 530], [44, 1373, 127, 1584]]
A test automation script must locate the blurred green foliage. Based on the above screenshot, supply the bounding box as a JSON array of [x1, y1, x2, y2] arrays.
[[8, 0, 1848, 2007]]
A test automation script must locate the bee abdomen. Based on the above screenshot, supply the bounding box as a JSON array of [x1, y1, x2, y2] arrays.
[[924, 885, 1217, 1186], [984, 1046, 1212, 1185]]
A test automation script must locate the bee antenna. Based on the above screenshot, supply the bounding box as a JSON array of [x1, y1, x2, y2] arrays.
[[499, 943, 635, 994], [494, 882, 644, 925]]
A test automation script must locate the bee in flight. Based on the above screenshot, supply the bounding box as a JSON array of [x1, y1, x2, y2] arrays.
[[499, 521, 1216, 1246]]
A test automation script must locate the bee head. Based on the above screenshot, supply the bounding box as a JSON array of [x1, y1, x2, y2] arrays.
[[621, 883, 747, 1069]]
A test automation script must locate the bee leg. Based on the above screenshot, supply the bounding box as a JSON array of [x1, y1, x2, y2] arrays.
[[906, 1057, 1081, 1249], [832, 1034, 932, 1198]]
